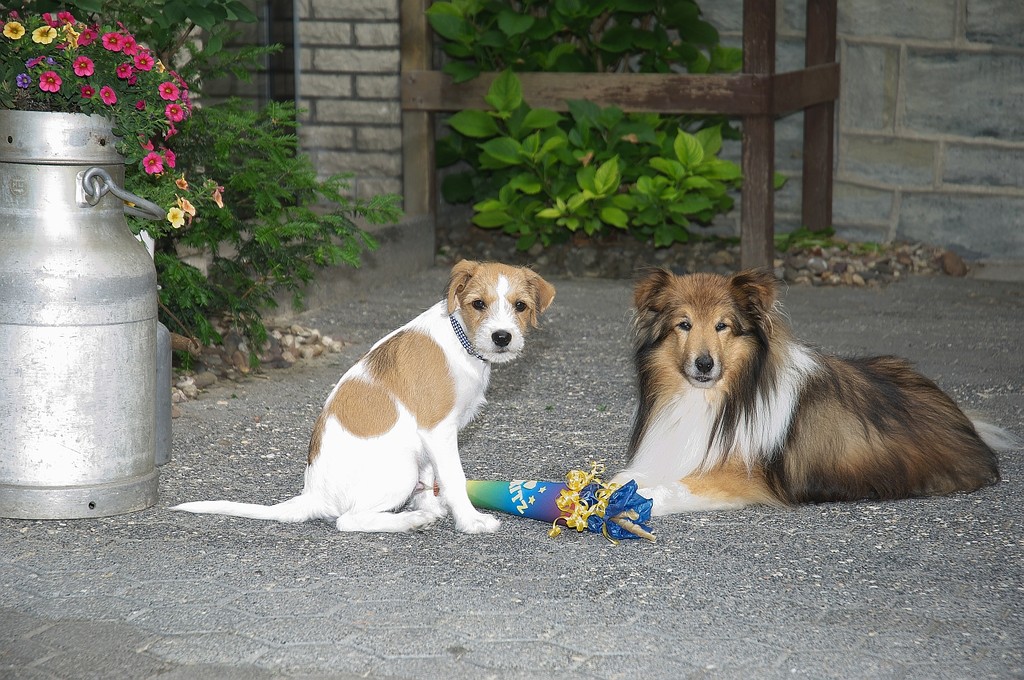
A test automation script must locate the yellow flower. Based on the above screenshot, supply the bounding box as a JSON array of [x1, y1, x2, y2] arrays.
[[167, 207, 186, 229], [31, 25, 57, 44], [3, 21, 26, 39], [62, 23, 80, 49]]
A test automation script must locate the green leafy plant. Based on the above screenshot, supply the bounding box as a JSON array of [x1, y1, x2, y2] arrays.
[[427, 0, 767, 249], [135, 99, 401, 360], [443, 71, 744, 249], [425, 0, 741, 82], [6, 0, 403, 360]]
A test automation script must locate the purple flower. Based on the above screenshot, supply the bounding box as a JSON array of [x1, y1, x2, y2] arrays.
[[45, 56, 56, 65], [16, 73, 32, 88], [25, 56, 44, 69]]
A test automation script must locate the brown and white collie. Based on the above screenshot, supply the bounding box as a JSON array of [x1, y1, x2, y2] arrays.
[[611, 268, 1013, 515]]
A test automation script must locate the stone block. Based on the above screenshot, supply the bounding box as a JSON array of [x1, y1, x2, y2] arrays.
[[840, 43, 898, 132], [317, 100, 401, 124], [355, 22, 400, 47], [312, 0, 398, 21], [903, 50, 1024, 140], [897, 192, 1024, 258], [356, 74, 401, 99], [838, 0, 956, 41], [832, 181, 894, 224], [313, 47, 399, 73], [298, 20, 351, 46], [966, 0, 1024, 48], [299, 124, 355, 151], [356, 126, 403, 151], [298, 73, 353, 98], [840, 135, 937, 187], [319, 150, 402, 177], [943, 142, 1024, 188]]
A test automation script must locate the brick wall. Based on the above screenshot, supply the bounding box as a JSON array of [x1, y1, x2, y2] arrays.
[[294, 0, 403, 201], [295, 0, 1022, 261]]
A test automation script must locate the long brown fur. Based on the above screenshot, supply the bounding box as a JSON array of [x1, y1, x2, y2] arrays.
[[621, 268, 1004, 512]]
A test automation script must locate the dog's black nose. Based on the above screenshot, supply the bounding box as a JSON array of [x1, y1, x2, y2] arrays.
[[695, 354, 715, 374], [492, 330, 512, 347]]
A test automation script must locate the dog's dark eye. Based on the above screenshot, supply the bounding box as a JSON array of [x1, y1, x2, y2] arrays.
[[514, 301, 528, 313], [678, 320, 692, 331], [715, 322, 728, 332], [472, 299, 486, 311]]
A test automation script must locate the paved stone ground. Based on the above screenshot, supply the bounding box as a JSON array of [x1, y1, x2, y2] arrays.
[[2, 268, 1022, 680]]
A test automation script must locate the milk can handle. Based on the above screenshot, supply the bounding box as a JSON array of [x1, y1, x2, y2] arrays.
[[79, 167, 167, 221]]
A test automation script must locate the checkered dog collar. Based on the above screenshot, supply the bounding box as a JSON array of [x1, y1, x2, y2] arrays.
[[449, 314, 487, 362]]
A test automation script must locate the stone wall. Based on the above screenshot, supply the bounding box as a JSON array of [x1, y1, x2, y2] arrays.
[[294, 0, 403, 202], [296, 0, 1022, 262]]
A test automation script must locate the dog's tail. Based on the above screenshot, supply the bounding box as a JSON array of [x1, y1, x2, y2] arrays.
[[973, 419, 1023, 452], [171, 494, 324, 523]]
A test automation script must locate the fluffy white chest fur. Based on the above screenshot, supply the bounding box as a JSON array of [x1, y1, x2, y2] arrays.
[[173, 261, 556, 533]]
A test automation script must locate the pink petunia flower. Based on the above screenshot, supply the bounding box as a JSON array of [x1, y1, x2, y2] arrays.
[[38, 70, 61, 93], [121, 35, 137, 55], [164, 103, 185, 123], [140, 138, 154, 151], [73, 56, 94, 77], [42, 12, 59, 27], [133, 52, 154, 71], [57, 11, 75, 25], [157, 81, 179, 101], [164, 149, 176, 168], [99, 85, 116, 105], [142, 152, 164, 175], [80, 85, 95, 99], [101, 32, 123, 52], [116, 63, 133, 79], [135, 100, 146, 111], [78, 27, 97, 46]]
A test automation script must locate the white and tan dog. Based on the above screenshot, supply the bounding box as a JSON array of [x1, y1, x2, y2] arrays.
[[173, 260, 555, 533]]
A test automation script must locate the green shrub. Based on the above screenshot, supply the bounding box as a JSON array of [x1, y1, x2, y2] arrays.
[[442, 71, 748, 249], [426, 0, 776, 249]]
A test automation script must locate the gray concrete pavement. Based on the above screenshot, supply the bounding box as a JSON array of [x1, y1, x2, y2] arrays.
[[2, 268, 1022, 679]]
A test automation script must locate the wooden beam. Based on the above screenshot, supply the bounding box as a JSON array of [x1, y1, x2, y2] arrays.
[[740, 0, 777, 271], [771, 63, 840, 115], [801, 0, 838, 233], [402, 70, 771, 115], [399, 0, 434, 219]]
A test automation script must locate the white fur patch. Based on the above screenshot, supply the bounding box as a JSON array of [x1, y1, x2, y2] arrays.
[[731, 343, 819, 467]]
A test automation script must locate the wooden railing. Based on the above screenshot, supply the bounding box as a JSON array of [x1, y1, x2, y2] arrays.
[[400, 0, 838, 270]]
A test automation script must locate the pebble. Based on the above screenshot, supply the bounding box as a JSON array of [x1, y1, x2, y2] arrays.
[[436, 223, 952, 287], [171, 319, 345, 402]]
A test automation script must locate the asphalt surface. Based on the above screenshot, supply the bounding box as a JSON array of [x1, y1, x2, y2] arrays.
[[2, 267, 1022, 680]]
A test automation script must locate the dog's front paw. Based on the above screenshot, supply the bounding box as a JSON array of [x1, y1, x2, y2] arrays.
[[455, 511, 501, 534]]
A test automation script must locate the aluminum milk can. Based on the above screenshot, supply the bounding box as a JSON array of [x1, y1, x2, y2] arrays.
[[0, 110, 159, 518]]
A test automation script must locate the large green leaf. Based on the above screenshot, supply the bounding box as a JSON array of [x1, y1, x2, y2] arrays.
[[498, 10, 535, 37], [673, 131, 705, 168], [449, 110, 501, 139], [484, 71, 523, 113]]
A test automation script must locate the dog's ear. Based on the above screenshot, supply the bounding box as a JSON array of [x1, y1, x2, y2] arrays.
[[527, 271, 556, 326], [631, 268, 677, 351], [445, 260, 479, 313], [728, 268, 779, 329], [632, 268, 675, 314]]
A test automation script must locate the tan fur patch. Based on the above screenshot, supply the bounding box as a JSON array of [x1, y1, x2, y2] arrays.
[[681, 459, 780, 506], [365, 330, 455, 430], [308, 379, 399, 463]]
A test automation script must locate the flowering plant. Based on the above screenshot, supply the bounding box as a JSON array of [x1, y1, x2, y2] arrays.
[[1, 9, 206, 228]]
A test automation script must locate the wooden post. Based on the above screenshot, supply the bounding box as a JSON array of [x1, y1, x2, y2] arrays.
[[801, 0, 838, 232], [740, 0, 777, 270], [400, 0, 435, 219]]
